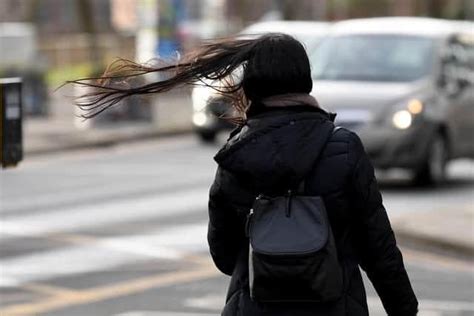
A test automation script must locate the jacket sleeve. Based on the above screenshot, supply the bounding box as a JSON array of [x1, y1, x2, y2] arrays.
[[349, 133, 418, 316], [208, 166, 247, 276]]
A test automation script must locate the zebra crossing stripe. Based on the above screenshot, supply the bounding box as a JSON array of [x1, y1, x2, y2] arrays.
[[0, 223, 208, 287], [0, 188, 208, 237], [0, 261, 219, 316]]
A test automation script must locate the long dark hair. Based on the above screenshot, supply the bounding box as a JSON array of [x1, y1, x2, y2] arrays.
[[67, 33, 313, 123]]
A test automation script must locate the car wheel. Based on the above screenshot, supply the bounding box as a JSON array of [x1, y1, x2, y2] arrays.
[[414, 134, 448, 186], [197, 131, 216, 143]]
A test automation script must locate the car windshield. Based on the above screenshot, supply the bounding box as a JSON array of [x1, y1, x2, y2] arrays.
[[311, 35, 435, 82]]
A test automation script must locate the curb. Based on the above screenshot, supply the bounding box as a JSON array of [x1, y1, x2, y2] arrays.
[[24, 127, 194, 157], [395, 227, 474, 258]]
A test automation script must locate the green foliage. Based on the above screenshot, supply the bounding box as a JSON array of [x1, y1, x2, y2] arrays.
[[45, 63, 96, 87]]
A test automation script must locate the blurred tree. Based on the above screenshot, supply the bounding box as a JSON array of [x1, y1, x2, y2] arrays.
[[76, 0, 103, 73], [227, 0, 327, 26], [26, 0, 40, 23], [457, 0, 474, 19], [328, 0, 392, 19], [329, 0, 349, 19], [273, 0, 327, 20], [424, 0, 443, 17], [0, 0, 29, 22], [276, 0, 299, 20]]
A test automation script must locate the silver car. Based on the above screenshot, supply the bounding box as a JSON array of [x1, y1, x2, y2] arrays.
[[191, 20, 330, 142], [310, 17, 474, 184]]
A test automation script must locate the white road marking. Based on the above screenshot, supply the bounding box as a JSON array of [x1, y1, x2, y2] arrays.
[[0, 223, 208, 287], [0, 173, 210, 215], [417, 312, 442, 316], [184, 294, 224, 310], [0, 188, 208, 237], [417, 298, 474, 312], [0, 245, 147, 287], [99, 223, 208, 257], [367, 296, 474, 313]]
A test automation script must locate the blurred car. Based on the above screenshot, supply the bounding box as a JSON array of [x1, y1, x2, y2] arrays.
[[191, 20, 330, 142], [310, 17, 474, 184]]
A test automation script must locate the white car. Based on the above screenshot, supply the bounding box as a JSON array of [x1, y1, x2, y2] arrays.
[[191, 20, 330, 142]]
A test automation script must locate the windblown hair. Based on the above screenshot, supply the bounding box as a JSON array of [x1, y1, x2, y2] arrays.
[[67, 33, 313, 124]]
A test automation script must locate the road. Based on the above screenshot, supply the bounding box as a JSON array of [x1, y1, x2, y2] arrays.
[[1, 135, 473, 316]]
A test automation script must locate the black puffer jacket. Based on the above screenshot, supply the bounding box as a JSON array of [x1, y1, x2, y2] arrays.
[[208, 105, 418, 316]]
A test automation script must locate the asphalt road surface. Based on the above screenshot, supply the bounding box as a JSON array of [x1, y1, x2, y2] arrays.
[[1, 135, 473, 316]]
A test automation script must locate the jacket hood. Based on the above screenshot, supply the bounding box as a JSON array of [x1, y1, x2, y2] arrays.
[[214, 107, 334, 193]]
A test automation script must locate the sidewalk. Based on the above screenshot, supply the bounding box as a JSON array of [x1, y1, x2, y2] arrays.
[[23, 87, 194, 156], [23, 118, 192, 156], [392, 206, 474, 257]]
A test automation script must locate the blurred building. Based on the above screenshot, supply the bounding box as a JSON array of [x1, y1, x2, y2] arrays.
[[1, 0, 472, 71], [0, 0, 472, 122]]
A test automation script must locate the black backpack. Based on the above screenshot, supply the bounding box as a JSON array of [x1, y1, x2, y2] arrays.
[[245, 127, 343, 303]]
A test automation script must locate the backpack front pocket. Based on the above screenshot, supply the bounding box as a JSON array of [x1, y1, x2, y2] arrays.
[[247, 195, 343, 303]]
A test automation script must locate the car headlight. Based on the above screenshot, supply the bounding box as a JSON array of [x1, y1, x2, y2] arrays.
[[391, 99, 423, 129], [193, 112, 208, 126], [392, 110, 412, 129], [407, 99, 423, 114], [192, 86, 214, 112]]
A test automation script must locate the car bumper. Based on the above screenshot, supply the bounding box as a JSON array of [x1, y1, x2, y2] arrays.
[[355, 120, 437, 170]]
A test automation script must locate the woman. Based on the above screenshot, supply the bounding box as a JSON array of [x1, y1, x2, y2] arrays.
[[71, 33, 418, 315]]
